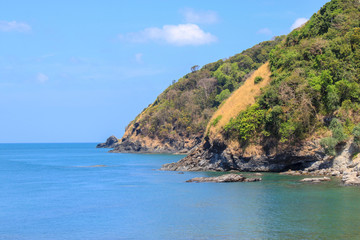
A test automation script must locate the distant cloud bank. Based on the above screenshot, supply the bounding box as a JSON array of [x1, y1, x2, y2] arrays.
[[119, 23, 217, 46], [290, 18, 308, 30], [0, 20, 31, 32], [181, 8, 219, 24]]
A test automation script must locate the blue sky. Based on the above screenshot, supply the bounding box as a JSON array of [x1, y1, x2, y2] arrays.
[[0, 0, 329, 143]]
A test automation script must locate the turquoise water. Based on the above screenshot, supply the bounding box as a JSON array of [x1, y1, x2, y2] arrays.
[[1, 143, 360, 239]]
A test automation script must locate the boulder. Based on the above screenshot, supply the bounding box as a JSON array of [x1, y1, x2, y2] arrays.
[[342, 172, 360, 186], [300, 177, 331, 183], [186, 174, 261, 183]]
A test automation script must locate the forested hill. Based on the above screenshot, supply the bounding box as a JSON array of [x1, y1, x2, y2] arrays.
[[102, 37, 283, 153], [162, 0, 360, 176]]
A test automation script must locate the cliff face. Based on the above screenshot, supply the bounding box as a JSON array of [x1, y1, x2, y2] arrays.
[[161, 137, 325, 172]]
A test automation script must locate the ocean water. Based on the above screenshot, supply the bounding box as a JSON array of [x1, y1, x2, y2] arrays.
[[1, 143, 360, 240]]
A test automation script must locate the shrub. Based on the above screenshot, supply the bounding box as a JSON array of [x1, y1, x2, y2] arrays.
[[352, 124, 360, 146], [320, 137, 338, 156], [215, 89, 231, 104], [329, 118, 347, 142], [224, 104, 265, 142], [254, 76, 263, 84]]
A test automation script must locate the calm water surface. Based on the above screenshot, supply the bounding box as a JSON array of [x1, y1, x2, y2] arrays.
[[1, 143, 360, 240]]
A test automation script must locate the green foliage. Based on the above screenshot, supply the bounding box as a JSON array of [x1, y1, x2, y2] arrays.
[[215, 89, 231, 104], [254, 76, 263, 84], [211, 115, 223, 127], [352, 124, 360, 146], [329, 118, 347, 142], [223, 0, 360, 148], [224, 104, 265, 142], [320, 137, 338, 156]]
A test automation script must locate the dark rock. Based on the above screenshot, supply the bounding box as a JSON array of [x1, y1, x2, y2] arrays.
[[96, 136, 119, 148], [186, 174, 261, 183], [161, 137, 326, 173]]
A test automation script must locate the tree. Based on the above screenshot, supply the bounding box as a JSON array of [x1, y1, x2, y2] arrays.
[[191, 65, 199, 73]]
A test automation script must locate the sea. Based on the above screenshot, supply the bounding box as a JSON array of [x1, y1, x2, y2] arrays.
[[1, 143, 360, 240]]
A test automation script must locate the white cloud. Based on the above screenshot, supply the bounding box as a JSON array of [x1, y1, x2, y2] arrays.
[[135, 53, 143, 63], [257, 28, 272, 35], [37, 73, 48, 83], [119, 24, 217, 46], [0, 20, 31, 32], [290, 18, 308, 31], [181, 8, 219, 24]]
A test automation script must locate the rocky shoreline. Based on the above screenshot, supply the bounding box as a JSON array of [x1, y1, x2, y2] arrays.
[[97, 135, 200, 154], [161, 138, 360, 186], [98, 136, 360, 186]]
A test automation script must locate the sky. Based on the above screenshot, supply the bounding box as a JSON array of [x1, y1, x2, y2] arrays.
[[0, 0, 329, 143]]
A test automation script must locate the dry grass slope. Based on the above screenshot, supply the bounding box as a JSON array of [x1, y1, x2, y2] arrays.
[[207, 62, 271, 137]]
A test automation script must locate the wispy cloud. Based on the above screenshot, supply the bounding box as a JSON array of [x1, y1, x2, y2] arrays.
[[181, 8, 219, 24], [0, 20, 31, 32], [37, 73, 48, 83], [257, 28, 272, 35], [290, 18, 308, 31], [119, 23, 217, 46]]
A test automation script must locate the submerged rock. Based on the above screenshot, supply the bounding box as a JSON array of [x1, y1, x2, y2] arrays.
[[300, 177, 331, 183], [280, 170, 302, 176], [186, 174, 261, 183], [78, 164, 107, 168]]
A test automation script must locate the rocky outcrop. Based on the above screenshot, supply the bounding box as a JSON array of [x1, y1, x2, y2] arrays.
[[186, 174, 261, 183], [110, 135, 201, 154], [342, 171, 360, 186], [96, 135, 119, 148], [161, 137, 325, 172], [300, 177, 331, 183], [162, 134, 360, 187]]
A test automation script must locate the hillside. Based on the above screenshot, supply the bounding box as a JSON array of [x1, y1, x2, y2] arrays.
[[99, 38, 284, 153], [207, 62, 272, 138], [162, 0, 360, 181]]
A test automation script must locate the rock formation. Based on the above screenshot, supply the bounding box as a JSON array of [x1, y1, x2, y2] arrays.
[[186, 174, 261, 183]]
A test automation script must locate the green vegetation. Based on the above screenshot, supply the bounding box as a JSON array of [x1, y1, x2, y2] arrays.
[[224, 0, 360, 150], [254, 76, 264, 84], [211, 115, 223, 127], [320, 137, 338, 156], [320, 118, 348, 156], [353, 124, 360, 146], [224, 104, 265, 142], [129, 37, 283, 142]]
